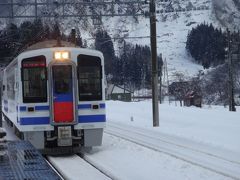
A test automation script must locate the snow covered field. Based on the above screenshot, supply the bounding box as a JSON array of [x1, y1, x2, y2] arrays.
[[106, 100, 240, 153], [4, 100, 240, 179], [82, 100, 240, 180]]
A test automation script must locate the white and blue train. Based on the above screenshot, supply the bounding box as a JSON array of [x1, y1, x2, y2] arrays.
[[1, 44, 106, 154]]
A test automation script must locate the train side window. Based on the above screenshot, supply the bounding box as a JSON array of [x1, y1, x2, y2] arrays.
[[21, 55, 47, 103], [77, 55, 102, 101]]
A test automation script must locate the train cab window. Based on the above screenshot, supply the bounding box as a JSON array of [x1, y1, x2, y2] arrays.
[[52, 65, 72, 94], [77, 55, 102, 101], [21, 56, 47, 103]]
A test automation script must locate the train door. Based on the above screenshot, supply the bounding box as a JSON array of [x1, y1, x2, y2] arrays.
[[49, 62, 77, 125]]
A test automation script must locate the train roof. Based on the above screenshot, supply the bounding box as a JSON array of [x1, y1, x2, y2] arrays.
[[26, 40, 76, 50], [19, 47, 103, 59], [4, 47, 103, 71], [21, 40, 103, 57], [4, 40, 103, 69]]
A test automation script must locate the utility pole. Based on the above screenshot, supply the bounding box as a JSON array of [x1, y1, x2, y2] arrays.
[[150, 0, 159, 127], [227, 30, 236, 112], [0, 73, 2, 127]]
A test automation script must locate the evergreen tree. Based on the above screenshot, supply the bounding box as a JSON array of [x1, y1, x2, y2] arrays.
[[52, 23, 61, 40], [43, 24, 51, 40], [1, 23, 20, 63], [186, 23, 227, 68], [68, 29, 76, 45], [0, 29, 11, 65], [19, 21, 34, 45], [113, 42, 152, 90], [76, 29, 83, 47], [95, 30, 115, 75], [32, 19, 44, 43], [7, 23, 19, 45]]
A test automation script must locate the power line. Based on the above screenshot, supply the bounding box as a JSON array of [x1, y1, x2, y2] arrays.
[[0, 1, 146, 19]]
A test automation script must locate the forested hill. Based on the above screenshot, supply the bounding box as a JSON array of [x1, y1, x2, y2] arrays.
[[0, 0, 239, 80]]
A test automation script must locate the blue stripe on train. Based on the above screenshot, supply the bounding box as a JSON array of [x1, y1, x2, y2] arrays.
[[19, 106, 49, 112], [35, 106, 49, 111], [18, 103, 105, 112], [19, 115, 106, 125], [78, 104, 92, 109], [78, 103, 106, 109], [100, 103, 106, 108], [20, 106, 27, 111], [54, 94, 73, 102], [20, 117, 50, 125], [78, 115, 106, 123]]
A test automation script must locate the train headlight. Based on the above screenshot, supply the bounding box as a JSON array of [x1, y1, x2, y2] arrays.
[[54, 52, 61, 60], [54, 51, 70, 60], [62, 52, 69, 59]]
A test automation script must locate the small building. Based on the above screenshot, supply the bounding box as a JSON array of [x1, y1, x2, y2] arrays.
[[169, 81, 189, 97], [106, 84, 132, 102], [184, 91, 202, 108]]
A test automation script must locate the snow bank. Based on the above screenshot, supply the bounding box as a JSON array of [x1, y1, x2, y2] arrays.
[[106, 100, 240, 153]]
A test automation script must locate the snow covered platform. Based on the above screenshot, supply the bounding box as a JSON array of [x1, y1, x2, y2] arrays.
[[0, 141, 61, 180]]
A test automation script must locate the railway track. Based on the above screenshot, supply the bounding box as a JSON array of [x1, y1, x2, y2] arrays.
[[47, 154, 113, 180], [105, 122, 240, 180], [44, 158, 65, 180]]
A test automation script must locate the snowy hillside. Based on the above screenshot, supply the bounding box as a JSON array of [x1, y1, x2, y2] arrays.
[[213, 0, 240, 31], [100, 0, 216, 80]]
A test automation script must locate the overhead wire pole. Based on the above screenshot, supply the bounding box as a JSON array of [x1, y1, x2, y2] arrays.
[[227, 30, 236, 112], [150, 0, 159, 127]]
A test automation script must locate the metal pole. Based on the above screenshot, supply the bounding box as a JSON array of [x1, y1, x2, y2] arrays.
[[227, 30, 236, 112], [150, 0, 159, 127], [0, 78, 2, 127], [0, 105, 2, 127], [35, 0, 37, 20]]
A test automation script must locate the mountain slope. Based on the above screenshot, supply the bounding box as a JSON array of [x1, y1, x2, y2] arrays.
[[102, 0, 214, 80], [212, 0, 240, 31], [1, 0, 239, 81]]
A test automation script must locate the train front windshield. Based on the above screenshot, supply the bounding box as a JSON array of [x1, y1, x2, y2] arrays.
[[21, 56, 47, 103], [53, 65, 72, 94]]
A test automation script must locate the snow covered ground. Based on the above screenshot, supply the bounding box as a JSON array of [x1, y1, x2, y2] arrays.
[[82, 100, 240, 180], [106, 100, 240, 153], [84, 134, 234, 180], [3, 100, 240, 179]]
